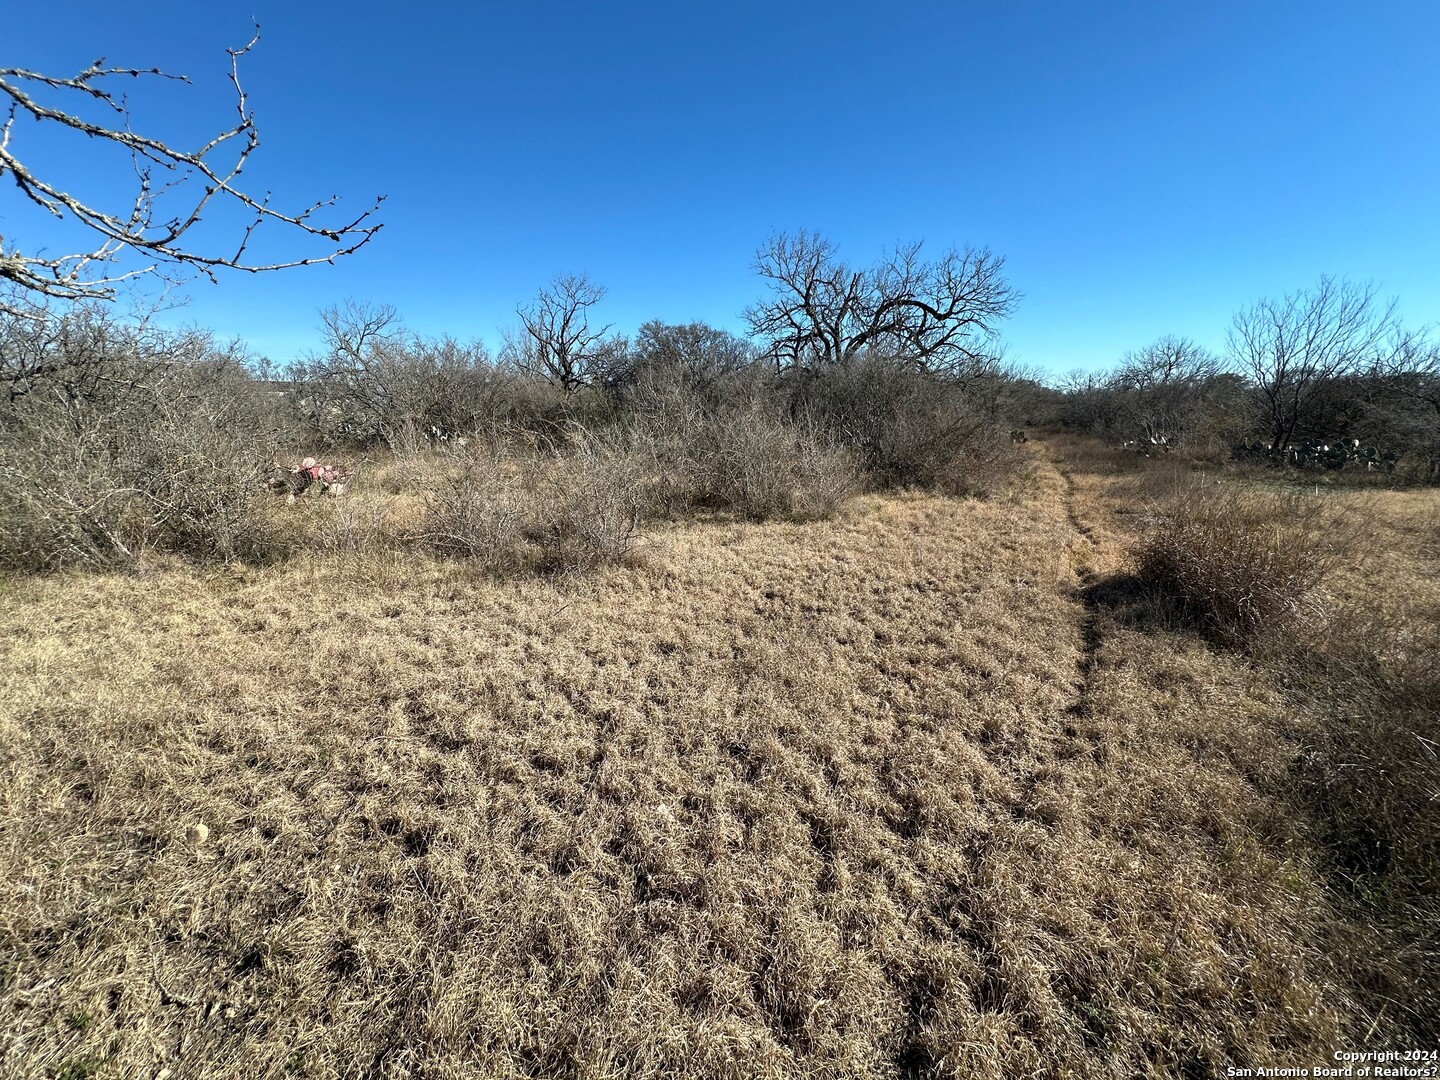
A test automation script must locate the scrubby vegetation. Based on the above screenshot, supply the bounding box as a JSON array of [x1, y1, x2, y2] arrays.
[[1054, 279, 1440, 482], [0, 311, 290, 572], [0, 290, 1030, 575], [1126, 475, 1439, 1049]]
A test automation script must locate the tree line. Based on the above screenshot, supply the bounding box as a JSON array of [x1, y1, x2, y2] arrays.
[[1055, 278, 1440, 480], [0, 232, 1040, 571]]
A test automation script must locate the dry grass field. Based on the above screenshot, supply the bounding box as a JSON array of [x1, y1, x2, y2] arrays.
[[1, 438, 1436, 1079]]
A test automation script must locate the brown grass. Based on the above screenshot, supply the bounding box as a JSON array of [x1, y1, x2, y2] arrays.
[[1, 437, 1433, 1078], [1277, 491, 1440, 1043], [1058, 434, 1440, 1047], [1135, 488, 1341, 646]]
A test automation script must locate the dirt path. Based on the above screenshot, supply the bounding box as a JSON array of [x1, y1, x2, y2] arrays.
[[1039, 444, 1115, 727]]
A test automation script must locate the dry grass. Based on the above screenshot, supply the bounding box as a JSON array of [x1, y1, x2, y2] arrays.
[[1, 437, 1433, 1078], [1135, 488, 1341, 646], [1058, 434, 1440, 1048], [1278, 491, 1440, 1043]]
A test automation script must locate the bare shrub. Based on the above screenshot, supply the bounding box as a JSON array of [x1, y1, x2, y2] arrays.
[[129, 370, 288, 562], [1136, 489, 1341, 645], [623, 390, 862, 521], [795, 357, 1023, 496], [0, 318, 288, 570], [412, 446, 529, 565], [607, 320, 764, 416], [289, 302, 507, 444], [696, 411, 862, 520], [0, 412, 143, 569], [412, 437, 645, 573], [311, 501, 400, 557], [524, 436, 647, 572]]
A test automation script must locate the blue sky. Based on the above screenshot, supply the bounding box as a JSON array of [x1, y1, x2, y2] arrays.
[[5, 1, 1437, 375]]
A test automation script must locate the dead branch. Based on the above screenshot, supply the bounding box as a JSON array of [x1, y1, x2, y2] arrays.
[[0, 25, 384, 316]]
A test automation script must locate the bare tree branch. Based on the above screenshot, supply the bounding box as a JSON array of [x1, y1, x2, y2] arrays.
[[1227, 277, 1397, 450], [1109, 335, 1222, 444], [0, 26, 384, 317], [1373, 327, 1440, 419]]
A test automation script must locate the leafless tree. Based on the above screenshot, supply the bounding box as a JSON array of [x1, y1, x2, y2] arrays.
[[1374, 327, 1440, 419], [609, 320, 761, 411], [292, 300, 499, 442], [0, 27, 383, 317], [1116, 336, 1219, 389], [1228, 277, 1397, 450], [743, 231, 1017, 374], [505, 274, 612, 393], [1112, 335, 1221, 444], [291, 301, 405, 439], [1368, 328, 1440, 479], [1053, 368, 1120, 435], [0, 300, 211, 412]]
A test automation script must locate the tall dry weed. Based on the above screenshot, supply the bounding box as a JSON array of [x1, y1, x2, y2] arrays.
[[310, 500, 402, 557], [1122, 455, 1437, 1042]]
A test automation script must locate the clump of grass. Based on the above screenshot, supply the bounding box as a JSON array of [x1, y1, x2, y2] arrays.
[[1136, 488, 1340, 645], [1115, 459, 1438, 1044]]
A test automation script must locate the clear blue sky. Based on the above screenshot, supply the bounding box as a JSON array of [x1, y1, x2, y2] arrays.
[[5, 1, 1437, 374]]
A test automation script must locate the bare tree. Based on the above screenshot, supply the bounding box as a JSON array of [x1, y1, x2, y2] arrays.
[[0, 300, 209, 412], [1374, 327, 1440, 419], [1116, 336, 1219, 389], [631, 320, 754, 381], [291, 301, 406, 440], [1370, 328, 1440, 480], [744, 231, 1017, 374], [505, 274, 612, 393], [292, 300, 499, 442], [0, 27, 383, 316], [1111, 335, 1221, 444], [607, 320, 760, 410], [1228, 277, 1397, 450]]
